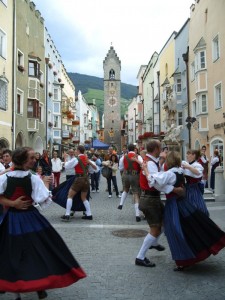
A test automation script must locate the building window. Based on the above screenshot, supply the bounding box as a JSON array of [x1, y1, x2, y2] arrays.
[[0, 77, 8, 110], [39, 103, 44, 122], [16, 89, 23, 114], [54, 115, 61, 127], [17, 49, 24, 69], [28, 60, 40, 78], [214, 83, 222, 110], [178, 112, 182, 125], [192, 100, 196, 118], [197, 94, 207, 114], [27, 99, 39, 118], [0, 28, 6, 58], [176, 78, 182, 93], [195, 50, 206, 71], [53, 88, 59, 100], [212, 35, 220, 62], [154, 101, 159, 113], [53, 130, 60, 138], [53, 102, 60, 114]]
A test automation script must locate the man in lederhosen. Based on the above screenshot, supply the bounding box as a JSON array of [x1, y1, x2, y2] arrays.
[[61, 145, 96, 222], [118, 144, 143, 222]]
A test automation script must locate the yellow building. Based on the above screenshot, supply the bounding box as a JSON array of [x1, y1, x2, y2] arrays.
[[189, 0, 225, 166], [0, 0, 13, 149]]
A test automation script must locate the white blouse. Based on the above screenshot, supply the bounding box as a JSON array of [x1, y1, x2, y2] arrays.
[[0, 170, 52, 208], [147, 167, 183, 194], [181, 161, 203, 178]]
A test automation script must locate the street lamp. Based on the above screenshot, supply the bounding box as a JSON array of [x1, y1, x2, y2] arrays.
[[186, 116, 196, 148]]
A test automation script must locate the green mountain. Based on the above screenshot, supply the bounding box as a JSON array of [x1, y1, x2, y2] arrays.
[[68, 72, 137, 118]]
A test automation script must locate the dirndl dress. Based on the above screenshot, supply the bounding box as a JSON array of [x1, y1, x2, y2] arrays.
[[0, 171, 86, 293], [185, 176, 209, 216], [164, 192, 225, 267]]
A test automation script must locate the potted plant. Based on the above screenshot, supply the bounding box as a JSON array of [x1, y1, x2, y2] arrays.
[[48, 92, 53, 97], [53, 71, 57, 76], [58, 78, 62, 83], [40, 82, 44, 88], [48, 62, 53, 69], [48, 122, 53, 128]]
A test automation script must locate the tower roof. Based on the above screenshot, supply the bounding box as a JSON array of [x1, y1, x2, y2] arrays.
[[103, 45, 121, 67]]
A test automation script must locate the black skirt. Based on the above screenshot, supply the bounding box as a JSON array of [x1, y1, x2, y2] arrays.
[[0, 206, 86, 293]]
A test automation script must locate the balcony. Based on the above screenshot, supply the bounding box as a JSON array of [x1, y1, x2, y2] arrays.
[[27, 118, 39, 132]]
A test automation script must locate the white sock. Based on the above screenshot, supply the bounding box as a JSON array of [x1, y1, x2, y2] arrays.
[[136, 233, 157, 260], [119, 191, 128, 206], [134, 203, 140, 217], [65, 198, 73, 215], [83, 200, 91, 216]]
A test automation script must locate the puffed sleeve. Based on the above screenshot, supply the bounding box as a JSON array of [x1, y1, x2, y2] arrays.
[[31, 174, 52, 208], [0, 174, 8, 194]]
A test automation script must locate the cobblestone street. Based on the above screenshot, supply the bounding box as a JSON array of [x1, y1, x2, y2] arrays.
[[2, 173, 225, 300]]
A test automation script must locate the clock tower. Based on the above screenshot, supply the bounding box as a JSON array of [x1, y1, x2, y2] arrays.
[[103, 46, 121, 151]]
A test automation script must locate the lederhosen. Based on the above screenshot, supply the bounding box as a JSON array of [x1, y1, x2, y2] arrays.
[[70, 156, 89, 193], [139, 157, 164, 227], [122, 154, 140, 194]]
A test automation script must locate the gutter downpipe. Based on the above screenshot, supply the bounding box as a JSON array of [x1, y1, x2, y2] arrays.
[[157, 71, 161, 133], [12, 0, 16, 149], [182, 47, 190, 148]]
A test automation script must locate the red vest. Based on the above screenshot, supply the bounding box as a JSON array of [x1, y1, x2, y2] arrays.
[[75, 154, 88, 174], [123, 152, 141, 172], [140, 156, 159, 191]]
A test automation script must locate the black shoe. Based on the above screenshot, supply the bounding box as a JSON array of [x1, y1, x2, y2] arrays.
[[135, 257, 156, 267], [70, 211, 75, 217], [61, 215, 70, 222], [0, 292, 5, 294], [149, 244, 165, 251], [173, 266, 185, 272], [37, 290, 48, 299], [136, 216, 141, 222], [82, 215, 93, 220], [117, 205, 123, 210], [15, 298, 21, 300]]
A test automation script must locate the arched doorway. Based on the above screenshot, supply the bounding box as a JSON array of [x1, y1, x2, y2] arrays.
[[0, 138, 9, 150], [211, 138, 223, 166], [34, 136, 44, 154], [15, 132, 25, 148]]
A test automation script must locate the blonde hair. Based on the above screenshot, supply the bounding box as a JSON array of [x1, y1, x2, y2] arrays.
[[166, 151, 181, 169]]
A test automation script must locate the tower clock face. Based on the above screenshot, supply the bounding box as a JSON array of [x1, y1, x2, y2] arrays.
[[108, 97, 118, 107]]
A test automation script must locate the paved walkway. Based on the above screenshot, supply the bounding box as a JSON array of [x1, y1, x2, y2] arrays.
[[2, 173, 225, 300]]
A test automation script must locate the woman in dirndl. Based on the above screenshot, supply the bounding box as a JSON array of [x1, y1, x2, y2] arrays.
[[144, 151, 225, 271], [181, 149, 209, 216], [0, 147, 86, 300]]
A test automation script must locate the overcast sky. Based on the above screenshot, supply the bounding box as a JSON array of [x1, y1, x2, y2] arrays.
[[34, 0, 193, 85]]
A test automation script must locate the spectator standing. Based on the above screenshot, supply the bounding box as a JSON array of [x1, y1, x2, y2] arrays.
[[210, 149, 220, 191], [40, 149, 52, 176], [198, 145, 209, 188], [51, 151, 63, 187], [64, 149, 76, 180], [102, 154, 121, 198]]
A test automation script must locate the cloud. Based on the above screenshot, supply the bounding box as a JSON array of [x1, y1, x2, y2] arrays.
[[34, 0, 193, 85]]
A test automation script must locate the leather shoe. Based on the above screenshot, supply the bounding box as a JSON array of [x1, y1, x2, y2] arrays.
[[149, 244, 165, 251], [135, 257, 156, 267], [117, 205, 123, 210], [37, 290, 48, 299], [82, 215, 93, 220], [136, 216, 141, 222]]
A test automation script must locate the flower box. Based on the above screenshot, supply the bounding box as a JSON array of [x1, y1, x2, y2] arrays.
[[72, 120, 80, 125]]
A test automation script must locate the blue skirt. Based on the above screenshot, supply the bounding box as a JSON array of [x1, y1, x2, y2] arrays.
[[0, 206, 86, 292], [52, 176, 90, 211], [185, 183, 209, 216], [164, 196, 225, 267]]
